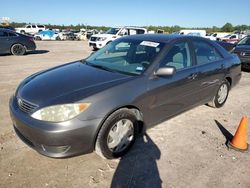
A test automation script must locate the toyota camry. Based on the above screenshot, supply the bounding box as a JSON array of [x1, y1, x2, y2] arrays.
[[9, 34, 241, 159]]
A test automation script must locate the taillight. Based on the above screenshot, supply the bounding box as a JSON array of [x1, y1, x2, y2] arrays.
[[29, 37, 34, 42]]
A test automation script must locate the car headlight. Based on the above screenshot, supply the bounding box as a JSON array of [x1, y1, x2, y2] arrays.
[[31, 103, 91, 122], [97, 37, 107, 41]]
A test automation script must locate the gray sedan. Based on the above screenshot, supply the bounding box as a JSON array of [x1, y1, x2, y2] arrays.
[[9, 34, 241, 159]]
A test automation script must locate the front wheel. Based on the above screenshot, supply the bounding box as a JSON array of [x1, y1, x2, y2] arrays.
[[208, 80, 230, 108], [95, 108, 138, 159]]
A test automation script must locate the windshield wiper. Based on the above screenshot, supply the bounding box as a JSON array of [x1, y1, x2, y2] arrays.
[[86, 63, 116, 73]]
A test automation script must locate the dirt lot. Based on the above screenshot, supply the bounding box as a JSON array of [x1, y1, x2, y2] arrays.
[[0, 41, 249, 188]]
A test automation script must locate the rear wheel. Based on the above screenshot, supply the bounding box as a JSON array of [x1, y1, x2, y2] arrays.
[[208, 80, 230, 108], [95, 108, 138, 159], [11, 44, 26, 56], [35, 36, 42, 40]]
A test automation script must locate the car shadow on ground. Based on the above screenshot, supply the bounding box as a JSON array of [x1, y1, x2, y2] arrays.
[[111, 133, 162, 188], [26, 50, 49, 55], [214, 120, 233, 145]]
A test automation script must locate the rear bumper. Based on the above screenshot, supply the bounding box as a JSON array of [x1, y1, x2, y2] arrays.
[[9, 96, 103, 158], [26, 41, 36, 51]]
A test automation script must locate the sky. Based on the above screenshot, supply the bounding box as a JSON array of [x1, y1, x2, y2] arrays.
[[1, 0, 250, 27]]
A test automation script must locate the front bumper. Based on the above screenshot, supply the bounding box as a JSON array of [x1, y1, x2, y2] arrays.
[[88, 41, 106, 49], [9, 96, 103, 158]]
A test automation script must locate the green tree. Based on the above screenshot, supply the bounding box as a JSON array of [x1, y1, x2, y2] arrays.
[[221, 23, 234, 32]]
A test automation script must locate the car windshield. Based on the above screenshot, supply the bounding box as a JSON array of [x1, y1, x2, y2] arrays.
[[85, 39, 165, 76], [238, 36, 250, 45], [105, 28, 120, 35]]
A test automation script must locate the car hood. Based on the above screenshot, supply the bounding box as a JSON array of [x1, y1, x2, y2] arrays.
[[234, 45, 250, 52], [91, 34, 115, 38], [17, 61, 133, 106]]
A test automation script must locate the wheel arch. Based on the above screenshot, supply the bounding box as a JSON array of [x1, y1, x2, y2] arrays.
[[93, 105, 144, 147], [225, 76, 232, 86]]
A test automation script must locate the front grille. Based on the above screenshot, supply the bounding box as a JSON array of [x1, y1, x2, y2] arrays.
[[90, 37, 97, 41], [17, 97, 38, 114], [241, 52, 250, 57]]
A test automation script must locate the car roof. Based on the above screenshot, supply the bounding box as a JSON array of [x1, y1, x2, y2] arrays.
[[122, 34, 203, 43], [0, 28, 12, 32]]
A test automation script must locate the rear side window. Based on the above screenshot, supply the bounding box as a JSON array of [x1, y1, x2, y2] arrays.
[[0, 31, 8, 37], [193, 41, 223, 65], [136, 29, 146, 34], [8, 32, 17, 37], [38, 25, 45, 28], [161, 42, 192, 70]]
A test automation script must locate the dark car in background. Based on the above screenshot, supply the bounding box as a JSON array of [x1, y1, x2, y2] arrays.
[[0, 29, 36, 55], [9, 34, 241, 159], [233, 35, 250, 70]]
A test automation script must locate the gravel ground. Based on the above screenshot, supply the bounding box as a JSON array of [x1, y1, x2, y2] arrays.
[[0, 41, 249, 188]]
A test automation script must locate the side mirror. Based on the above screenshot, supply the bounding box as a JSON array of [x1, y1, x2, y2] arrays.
[[154, 66, 176, 77]]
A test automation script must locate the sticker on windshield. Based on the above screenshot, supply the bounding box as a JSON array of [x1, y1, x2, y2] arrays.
[[140, 41, 159, 47]]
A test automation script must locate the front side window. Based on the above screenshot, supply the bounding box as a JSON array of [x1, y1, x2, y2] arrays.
[[193, 40, 223, 65], [8, 32, 17, 37], [160, 42, 192, 70], [26, 25, 31, 28], [32, 25, 36, 28], [105, 28, 120, 35], [85, 40, 165, 75]]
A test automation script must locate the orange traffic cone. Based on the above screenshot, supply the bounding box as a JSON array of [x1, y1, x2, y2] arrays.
[[228, 116, 249, 152]]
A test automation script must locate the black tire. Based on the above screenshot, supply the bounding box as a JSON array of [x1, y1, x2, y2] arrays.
[[35, 36, 42, 40], [208, 80, 230, 108], [93, 47, 98, 51], [20, 30, 25, 34], [11, 44, 26, 56], [95, 108, 138, 159]]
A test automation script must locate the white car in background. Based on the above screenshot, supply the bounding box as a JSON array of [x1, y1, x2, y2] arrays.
[[205, 32, 230, 40], [16, 24, 46, 35], [88, 26, 147, 50]]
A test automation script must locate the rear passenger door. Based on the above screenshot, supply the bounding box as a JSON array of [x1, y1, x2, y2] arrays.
[[192, 39, 225, 102], [0, 31, 10, 53]]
